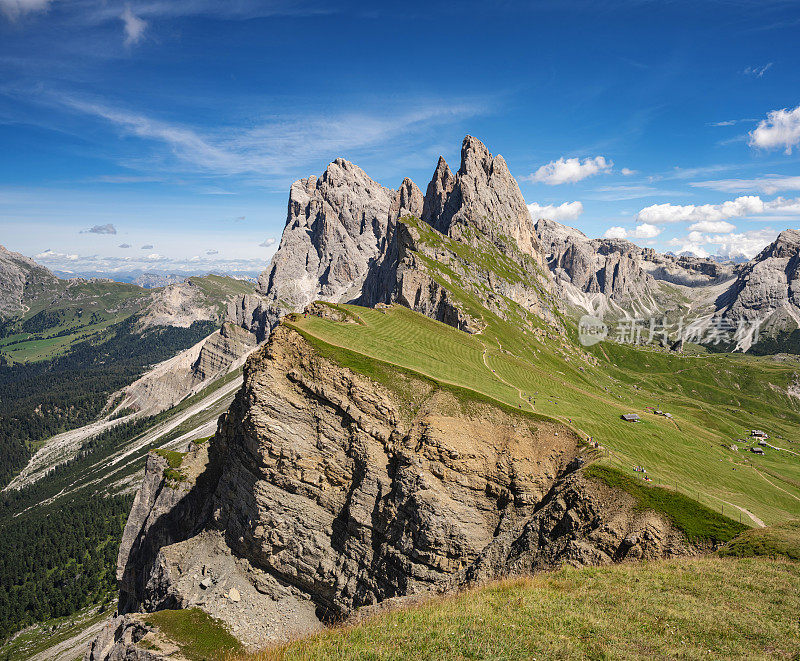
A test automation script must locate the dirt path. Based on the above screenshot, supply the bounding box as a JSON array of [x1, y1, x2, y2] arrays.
[[480, 342, 535, 413], [750, 465, 800, 503], [726, 502, 766, 528]]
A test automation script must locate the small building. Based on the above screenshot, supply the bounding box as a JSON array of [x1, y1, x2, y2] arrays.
[[621, 413, 640, 422], [751, 430, 768, 438], [758, 439, 768, 447], [751, 447, 765, 455]]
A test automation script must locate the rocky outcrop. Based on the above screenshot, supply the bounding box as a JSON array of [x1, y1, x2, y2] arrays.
[[424, 136, 543, 261], [715, 230, 800, 350], [107, 324, 699, 655], [0, 244, 60, 319], [227, 136, 550, 341], [118, 445, 220, 614], [132, 273, 185, 289], [234, 159, 395, 340], [113, 322, 257, 416], [136, 279, 219, 330], [85, 616, 161, 661]]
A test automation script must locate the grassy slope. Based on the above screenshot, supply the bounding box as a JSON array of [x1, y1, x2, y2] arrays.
[[144, 609, 244, 660], [288, 302, 800, 525], [242, 556, 800, 661], [719, 519, 800, 560]]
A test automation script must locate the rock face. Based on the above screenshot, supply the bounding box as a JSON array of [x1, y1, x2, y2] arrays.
[[85, 615, 161, 661], [137, 279, 219, 330], [535, 218, 736, 319], [424, 136, 542, 260], [0, 244, 59, 319], [228, 136, 550, 341], [715, 230, 800, 350], [113, 323, 257, 416], [132, 273, 185, 289], [106, 324, 698, 656], [231, 159, 395, 340]]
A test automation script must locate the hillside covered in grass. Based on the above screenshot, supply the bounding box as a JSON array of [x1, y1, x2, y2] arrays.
[[288, 301, 800, 526]]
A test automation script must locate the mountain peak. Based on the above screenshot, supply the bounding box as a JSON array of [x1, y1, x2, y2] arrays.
[[755, 228, 800, 261], [459, 135, 493, 176]]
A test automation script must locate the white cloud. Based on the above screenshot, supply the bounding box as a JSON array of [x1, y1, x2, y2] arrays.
[[146, 253, 161, 260], [603, 226, 628, 239], [56, 95, 485, 178], [620, 168, 636, 176], [749, 104, 800, 154], [742, 63, 773, 78], [637, 195, 765, 224], [669, 228, 778, 260], [81, 223, 117, 235], [0, 0, 50, 20], [604, 224, 661, 240], [35, 249, 79, 261], [526, 201, 584, 222], [259, 237, 277, 247], [714, 229, 778, 259], [687, 220, 736, 233], [764, 197, 800, 216], [206, 249, 219, 255], [121, 6, 147, 46], [631, 223, 661, 239], [530, 156, 612, 185], [708, 118, 756, 128], [691, 175, 800, 195]]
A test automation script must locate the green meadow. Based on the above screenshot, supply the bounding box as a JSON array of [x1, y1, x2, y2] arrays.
[[289, 302, 800, 526]]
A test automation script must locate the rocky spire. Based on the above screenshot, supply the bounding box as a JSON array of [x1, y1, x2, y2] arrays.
[[227, 158, 395, 339], [421, 136, 542, 260], [421, 156, 456, 230], [390, 177, 424, 221]]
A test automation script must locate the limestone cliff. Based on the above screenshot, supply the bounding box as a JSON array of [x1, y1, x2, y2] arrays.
[[102, 323, 698, 657], [228, 159, 395, 340], [0, 244, 60, 319], [112, 322, 257, 416], [715, 229, 800, 350]]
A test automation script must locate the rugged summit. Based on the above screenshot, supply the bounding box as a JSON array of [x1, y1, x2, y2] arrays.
[[422, 136, 543, 259], [715, 229, 800, 349], [228, 159, 395, 340], [85, 136, 769, 659], [228, 136, 550, 340]]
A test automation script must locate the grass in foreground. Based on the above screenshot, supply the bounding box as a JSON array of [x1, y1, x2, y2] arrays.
[[237, 557, 800, 660]]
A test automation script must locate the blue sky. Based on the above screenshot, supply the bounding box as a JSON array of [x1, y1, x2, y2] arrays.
[[1, 0, 799, 276]]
